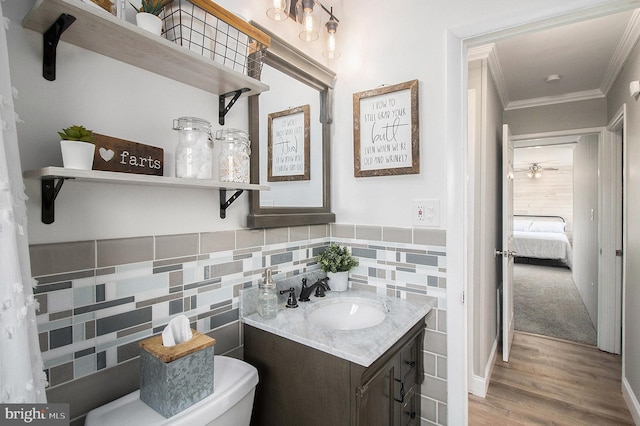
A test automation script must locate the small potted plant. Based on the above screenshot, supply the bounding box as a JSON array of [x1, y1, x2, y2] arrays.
[[316, 243, 358, 291], [59, 125, 96, 170], [130, 0, 171, 35]]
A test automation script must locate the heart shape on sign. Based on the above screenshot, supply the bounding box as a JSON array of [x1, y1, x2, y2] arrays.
[[99, 147, 115, 162]]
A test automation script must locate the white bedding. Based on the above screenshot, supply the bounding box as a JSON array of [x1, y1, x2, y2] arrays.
[[513, 230, 573, 268]]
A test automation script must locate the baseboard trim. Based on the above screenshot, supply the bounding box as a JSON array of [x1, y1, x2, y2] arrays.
[[469, 336, 498, 398], [622, 377, 640, 424]]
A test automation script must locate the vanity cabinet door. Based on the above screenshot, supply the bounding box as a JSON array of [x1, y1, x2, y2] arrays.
[[399, 388, 419, 426], [355, 358, 396, 426], [392, 333, 421, 425], [399, 338, 418, 384]]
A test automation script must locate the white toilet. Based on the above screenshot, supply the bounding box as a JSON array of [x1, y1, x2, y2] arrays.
[[85, 356, 259, 426]]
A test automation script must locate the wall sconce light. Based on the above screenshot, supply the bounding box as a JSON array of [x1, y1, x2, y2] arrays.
[[268, 0, 342, 59], [266, 0, 290, 21], [323, 10, 339, 59], [296, 0, 321, 42]]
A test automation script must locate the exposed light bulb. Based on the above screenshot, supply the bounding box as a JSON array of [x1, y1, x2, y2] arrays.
[[323, 17, 339, 59], [296, 0, 319, 41], [328, 32, 336, 51], [267, 0, 289, 21], [304, 10, 314, 31]]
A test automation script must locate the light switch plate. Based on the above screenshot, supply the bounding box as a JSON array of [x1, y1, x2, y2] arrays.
[[413, 199, 440, 226]]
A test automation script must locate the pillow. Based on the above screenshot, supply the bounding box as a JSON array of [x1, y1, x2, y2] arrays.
[[529, 220, 565, 233], [513, 220, 531, 231]]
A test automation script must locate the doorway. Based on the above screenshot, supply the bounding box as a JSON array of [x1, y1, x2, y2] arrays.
[[511, 134, 598, 347], [465, 6, 633, 400]]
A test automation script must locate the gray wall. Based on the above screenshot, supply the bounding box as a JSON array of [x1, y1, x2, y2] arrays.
[[572, 134, 599, 326], [504, 98, 607, 135], [607, 26, 640, 411]]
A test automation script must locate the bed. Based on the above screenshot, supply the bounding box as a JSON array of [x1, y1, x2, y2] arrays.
[[513, 215, 573, 268]]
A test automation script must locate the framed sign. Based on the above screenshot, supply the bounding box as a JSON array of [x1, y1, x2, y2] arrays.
[[353, 79, 419, 177], [267, 105, 310, 182], [93, 134, 163, 176]]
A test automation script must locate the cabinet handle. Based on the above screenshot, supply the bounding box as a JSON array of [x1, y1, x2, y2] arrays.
[[404, 360, 416, 367], [405, 410, 416, 419]]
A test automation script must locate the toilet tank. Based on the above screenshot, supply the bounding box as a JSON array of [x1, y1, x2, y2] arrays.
[[85, 356, 259, 426]]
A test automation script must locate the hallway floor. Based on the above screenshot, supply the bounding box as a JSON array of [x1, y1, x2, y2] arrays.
[[514, 263, 596, 345], [468, 332, 634, 425]]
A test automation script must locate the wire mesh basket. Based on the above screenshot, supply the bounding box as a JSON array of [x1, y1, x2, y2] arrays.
[[162, 0, 269, 79]]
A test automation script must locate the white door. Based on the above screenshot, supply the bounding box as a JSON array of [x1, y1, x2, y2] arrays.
[[600, 106, 626, 354], [501, 124, 515, 362]]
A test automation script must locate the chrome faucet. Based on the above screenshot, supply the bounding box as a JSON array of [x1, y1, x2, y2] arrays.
[[298, 277, 331, 302]]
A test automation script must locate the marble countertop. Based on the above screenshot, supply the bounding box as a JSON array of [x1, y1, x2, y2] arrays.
[[240, 286, 432, 367]]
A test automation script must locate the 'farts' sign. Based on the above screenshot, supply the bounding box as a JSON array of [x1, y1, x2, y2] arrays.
[[93, 134, 163, 176]]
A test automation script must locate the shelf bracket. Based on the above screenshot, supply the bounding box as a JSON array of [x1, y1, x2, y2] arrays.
[[41, 178, 66, 224], [43, 13, 76, 81], [218, 88, 250, 125], [219, 189, 243, 219]]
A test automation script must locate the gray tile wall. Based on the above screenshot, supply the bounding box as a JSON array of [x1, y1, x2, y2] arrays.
[[31, 225, 330, 389], [328, 224, 448, 426], [30, 223, 447, 426]]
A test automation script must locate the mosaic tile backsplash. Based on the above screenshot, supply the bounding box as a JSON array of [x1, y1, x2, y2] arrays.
[[29, 224, 447, 425]]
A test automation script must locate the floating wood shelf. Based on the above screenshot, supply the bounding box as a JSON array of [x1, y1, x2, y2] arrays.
[[22, 0, 269, 98], [24, 167, 270, 223]]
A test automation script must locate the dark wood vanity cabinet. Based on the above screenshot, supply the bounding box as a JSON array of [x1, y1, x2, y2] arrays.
[[243, 317, 426, 426]]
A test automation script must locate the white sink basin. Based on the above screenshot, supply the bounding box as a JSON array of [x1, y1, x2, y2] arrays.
[[306, 298, 386, 330]]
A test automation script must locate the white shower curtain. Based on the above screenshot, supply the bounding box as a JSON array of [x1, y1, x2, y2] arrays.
[[0, 3, 47, 403]]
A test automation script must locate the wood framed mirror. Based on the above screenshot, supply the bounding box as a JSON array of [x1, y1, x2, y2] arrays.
[[247, 22, 336, 228]]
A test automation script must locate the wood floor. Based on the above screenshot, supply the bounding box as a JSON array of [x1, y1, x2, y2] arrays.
[[469, 332, 634, 425]]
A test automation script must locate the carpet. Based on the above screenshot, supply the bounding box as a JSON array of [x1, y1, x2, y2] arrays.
[[513, 263, 597, 346]]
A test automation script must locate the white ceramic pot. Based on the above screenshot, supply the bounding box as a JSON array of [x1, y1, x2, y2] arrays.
[[60, 140, 95, 170], [327, 271, 349, 292], [136, 12, 162, 35]]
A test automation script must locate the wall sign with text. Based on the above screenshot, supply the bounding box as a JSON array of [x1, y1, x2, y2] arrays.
[[353, 79, 419, 177], [93, 134, 163, 176], [268, 104, 310, 182]]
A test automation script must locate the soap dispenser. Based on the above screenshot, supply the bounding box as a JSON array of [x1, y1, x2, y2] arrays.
[[258, 269, 277, 319]]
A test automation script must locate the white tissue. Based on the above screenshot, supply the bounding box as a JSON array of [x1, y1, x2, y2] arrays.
[[161, 315, 193, 347]]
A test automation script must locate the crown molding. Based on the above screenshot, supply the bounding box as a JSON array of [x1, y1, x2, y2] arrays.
[[469, 6, 640, 111], [467, 44, 509, 108], [600, 9, 640, 95], [504, 88, 605, 110]]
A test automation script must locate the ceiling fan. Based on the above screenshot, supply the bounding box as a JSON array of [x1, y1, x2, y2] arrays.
[[514, 163, 559, 179]]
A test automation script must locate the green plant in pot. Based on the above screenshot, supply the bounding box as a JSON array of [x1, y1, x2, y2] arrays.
[[130, 0, 171, 35], [317, 243, 358, 291], [59, 125, 96, 170]]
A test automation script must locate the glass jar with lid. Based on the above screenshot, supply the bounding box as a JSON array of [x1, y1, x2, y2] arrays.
[[215, 128, 250, 183], [173, 117, 213, 179]]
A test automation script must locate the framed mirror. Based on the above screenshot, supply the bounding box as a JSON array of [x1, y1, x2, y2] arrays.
[[247, 22, 336, 228]]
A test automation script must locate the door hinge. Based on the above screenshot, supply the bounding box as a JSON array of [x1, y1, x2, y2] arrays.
[[461, 291, 465, 304], [616, 249, 623, 257]]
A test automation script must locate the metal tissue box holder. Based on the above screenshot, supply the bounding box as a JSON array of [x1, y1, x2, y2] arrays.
[[139, 330, 216, 418], [162, 0, 270, 79]]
